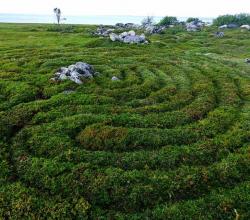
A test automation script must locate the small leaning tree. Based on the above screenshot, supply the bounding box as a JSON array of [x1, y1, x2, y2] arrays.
[[53, 8, 61, 25]]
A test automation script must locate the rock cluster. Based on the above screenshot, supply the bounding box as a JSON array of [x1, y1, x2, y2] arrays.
[[115, 23, 138, 29], [110, 30, 148, 44], [186, 21, 204, 32], [51, 62, 97, 84]]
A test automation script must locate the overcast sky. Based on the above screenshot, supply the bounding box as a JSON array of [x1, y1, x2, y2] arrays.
[[0, 0, 249, 17]]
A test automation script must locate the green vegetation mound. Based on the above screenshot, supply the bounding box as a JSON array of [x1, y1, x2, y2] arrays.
[[0, 23, 250, 219], [213, 13, 250, 26]]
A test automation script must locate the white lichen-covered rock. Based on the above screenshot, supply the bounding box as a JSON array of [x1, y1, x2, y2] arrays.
[[52, 62, 96, 84], [241, 25, 250, 30], [219, 25, 228, 29], [128, 30, 136, 36]]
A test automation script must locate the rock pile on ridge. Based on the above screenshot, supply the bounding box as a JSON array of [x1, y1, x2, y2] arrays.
[[51, 62, 97, 84], [186, 21, 204, 32], [93, 26, 115, 37], [109, 30, 148, 44]]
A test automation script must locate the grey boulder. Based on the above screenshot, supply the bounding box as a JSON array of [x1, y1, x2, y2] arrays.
[[52, 62, 96, 84]]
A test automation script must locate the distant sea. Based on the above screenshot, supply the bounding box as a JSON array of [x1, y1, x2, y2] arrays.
[[0, 14, 213, 25]]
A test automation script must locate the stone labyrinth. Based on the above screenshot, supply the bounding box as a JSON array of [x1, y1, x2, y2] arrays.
[[0, 24, 249, 218]]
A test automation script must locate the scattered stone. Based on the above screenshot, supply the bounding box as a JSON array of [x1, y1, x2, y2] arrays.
[[115, 23, 137, 29], [145, 25, 166, 34], [111, 76, 120, 81], [93, 26, 115, 37], [52, 62, 96, 84], [62, 90, 75, 94], [240, 25, 250, 30], [215, 32, 224, 38], [245, 58, 250, 63], [219, 25, 228, 29]]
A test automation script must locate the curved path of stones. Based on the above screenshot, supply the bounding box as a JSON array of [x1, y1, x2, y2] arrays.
[[0, 24, 249, 218]]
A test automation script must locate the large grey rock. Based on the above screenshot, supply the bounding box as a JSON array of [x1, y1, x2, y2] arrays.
[[119, 31, 128, 39], [52, 62, 96, 84], [110, 33, 119, 42], [227, 24, 238, 28], [123, 35, 146, 44], [219, 24, 238, 29]]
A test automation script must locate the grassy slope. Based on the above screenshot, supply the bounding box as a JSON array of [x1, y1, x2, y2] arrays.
[[0, 23, 250, 219]]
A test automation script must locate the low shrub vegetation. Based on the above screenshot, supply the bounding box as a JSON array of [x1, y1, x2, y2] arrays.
[[158, 16, 178, 26], [213, 13, 250, 26], [0, 22, 249, 219]]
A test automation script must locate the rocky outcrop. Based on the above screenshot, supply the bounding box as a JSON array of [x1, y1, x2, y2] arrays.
[[51, 62, 97, 84], [110, 31, 148, 44]]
